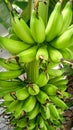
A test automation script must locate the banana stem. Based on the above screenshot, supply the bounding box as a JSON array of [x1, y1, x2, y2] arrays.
[[61, 58, 73, 68], [27, 59, 39, 83]]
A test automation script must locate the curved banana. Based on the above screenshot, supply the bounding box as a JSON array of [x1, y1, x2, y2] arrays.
[[36, 90, 49, 104], [16, 87, 29, 100], [53, 79, 68, 87], [48, 46, 63, 63], [59, 1, 72, 35], [27, 119, 36, 130], [51, 27, 73, 49], [28, 83, 40, 95], [7, 100, 20, 112], [48, 68, 64, 77], [22, 96, 36, 112], [17, 117, 27, 128], [48, 104, 60, 119], [59, 48, 73, 60], [30, 10, 45, 44], [28, 102, 40, 120], [36, 72, 49, 87], [0, 36, 31, 54], [11, 16, 35, 44], [0, 58, 21, 70], [0, 69, 23, 80], [42, 84, 58, 96], [13, 101, 24, 118], [36, 45, 49, 61], [17, 46, 38, 63], [0, 80, 23, 88], [50, 96, 68, 110], [45, 1, 63, 42], [49, 75, 65, 84], [4, 93, 14, 101], [40, 105, 50, 120]]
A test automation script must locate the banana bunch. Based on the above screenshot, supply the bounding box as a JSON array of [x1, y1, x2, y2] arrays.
[[0, 0, 73, 129]]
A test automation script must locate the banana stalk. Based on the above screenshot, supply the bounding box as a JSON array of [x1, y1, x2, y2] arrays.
[[27, 59, 39, 83]]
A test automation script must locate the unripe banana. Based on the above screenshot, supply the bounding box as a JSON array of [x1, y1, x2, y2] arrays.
[[59, 48, 73, 60], [45, 1, 63, 42], [28, 102, 40, 120], [22, 96, 36, 112], [0, 69, 23, 80], [17, 46, 38, 63], [16, 87, 29, 100], [59, 1, 72, 35], [4, 93, 14, 101], [0, 58, 21, 71], [50, 96, 68, 110], [49, 75, 65, 84], [37, 115, 45, 129], [48, 46, 63, 63], [28, 83, 40, 95], [36, 72, 49, 87], [0, 36, 31, 54], [53, 79, 68, 87], [42, 84, 58, 96], [11, 16, 35, 44], [14, 101, 24, 118], [48, 104, 60, 119], [0, 80, 23, 88], [40, 105, 50, 120], [17, 117, 27, 128], [27, 119, 36, 130], [30, 10, 45, 44], [7, 100, 20, 112], [36, 45, 49, 61], [48, 68, 64, 77], [51, 28, 73, 49], [36, 90, 49, 104]]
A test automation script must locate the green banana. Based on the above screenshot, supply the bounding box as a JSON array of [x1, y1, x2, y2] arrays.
[[49, 75, 65, 84], [0, 58, 21, 71], [53, 79, 68, 87], [59, 48, 73, 60], [45, 1, 63, 42], [50, 96, 68, 110], [40, 104, 50, 120], [36, 90, 49, 104], [28, 83, 40, 95], [0, 36, 31, 54], [0, 80, 23, 88], [48, 68, 64, 77], [36, 72, 49, 87], [22, 96, 36, 112], [51, 27, 73, 49], [13, 101, 24, 118], [48, 46, 63, 62], [16, 87, 29, 100], [17, 117, 27, 128], [36, 45, 49, 61], [0, 69, 23, 80], [37, 115, 46, 129], [27, 102, 40, 120], [30, 10, 45, 44], [27, 119, 36, 130], [4, 93, 14, 101], [7, 100, 20, 112], [17, 46, 38, 63], [11, 16, 35, 44], [48, 104, 60, 119], [59, 1, 72, 35], [42, 84, 58, 96]]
